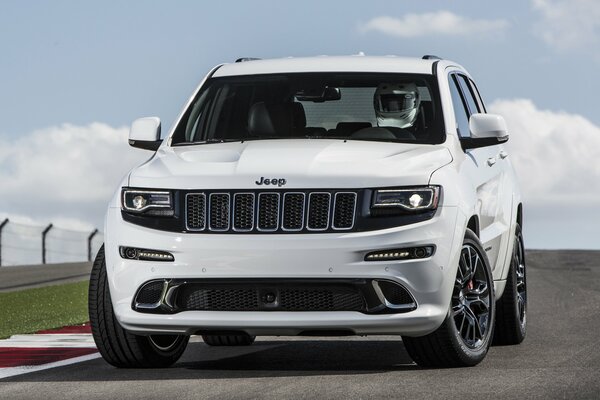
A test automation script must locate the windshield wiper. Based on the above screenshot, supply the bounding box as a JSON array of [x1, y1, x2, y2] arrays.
[[175, 136, 349, 146], [174, 138, 242, 146]]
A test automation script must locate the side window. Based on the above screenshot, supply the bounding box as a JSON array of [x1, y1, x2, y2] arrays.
[[449, 75, 471, 138], [457, 75, 480, 115], [469, 78, 487, 113]]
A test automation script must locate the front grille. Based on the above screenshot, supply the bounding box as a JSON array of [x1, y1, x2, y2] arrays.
[[186, 190, 357, 233], [176, 283, 364, 312]]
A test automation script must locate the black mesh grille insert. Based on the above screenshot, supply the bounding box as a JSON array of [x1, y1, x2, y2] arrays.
[[233, 193, 254, 231], [179, 288, 258, 311], [377, 281, 414, 305], [209, 193, 230, 230], [333, 192, 357, 229], [279, 288, 364, 311], [307, 193, 331, 230], [282, 193, 305, 231], [136, 281, 164, 305], [257, 193, 280, 231], [175, 283, 365, 312], [186, 194, 206, 230]]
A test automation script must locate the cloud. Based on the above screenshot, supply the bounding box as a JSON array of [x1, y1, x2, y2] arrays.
[[489, 99, 600, 207], [532, 0, 600, 51], [0, 123, 149, 230], [359, 11, 508, 38]]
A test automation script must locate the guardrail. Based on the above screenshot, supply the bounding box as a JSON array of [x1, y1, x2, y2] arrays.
[[0, 218, 104, 267]]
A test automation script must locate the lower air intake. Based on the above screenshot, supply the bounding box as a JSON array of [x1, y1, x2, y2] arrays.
[[176, 283, 364, 312], [132, 279, 416, 315], [135, 281, 164, 305]]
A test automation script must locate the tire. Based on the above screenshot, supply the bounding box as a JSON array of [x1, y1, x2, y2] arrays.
[[89, 245, 189, 368], [202, 333, 256, 346], [402, 229, 495, 368], [493, 223, 527, 345]]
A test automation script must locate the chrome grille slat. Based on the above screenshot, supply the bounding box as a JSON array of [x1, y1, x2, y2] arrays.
[[307, 192, 331, 231], [209, 193, 230, 231], [332, 192, 357, 230], [257, 193, 280, 231], [185, 190, 356, 233], [282, 192, 305, 231], [233, 193, 255, 232], [185, 193, 206, 231]]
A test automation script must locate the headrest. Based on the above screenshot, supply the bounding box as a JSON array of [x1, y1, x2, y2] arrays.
[[292, 102, 306, 128], [247, 102, 292, 136]]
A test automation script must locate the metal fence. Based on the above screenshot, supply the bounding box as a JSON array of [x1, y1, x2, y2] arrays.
[[0, 218, 103, 267]]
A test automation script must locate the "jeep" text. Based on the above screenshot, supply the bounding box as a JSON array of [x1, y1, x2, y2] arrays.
[[255, 177, 287, 187]]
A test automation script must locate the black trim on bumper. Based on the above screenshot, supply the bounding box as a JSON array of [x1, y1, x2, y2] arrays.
[[132, 278, 417, 315]]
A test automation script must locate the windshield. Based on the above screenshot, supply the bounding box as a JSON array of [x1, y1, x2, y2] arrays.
[[171, 73, 445, 145]]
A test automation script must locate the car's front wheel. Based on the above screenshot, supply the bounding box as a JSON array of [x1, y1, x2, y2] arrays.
[[402, 229, 495, 368], [89, 246, 189, 368]]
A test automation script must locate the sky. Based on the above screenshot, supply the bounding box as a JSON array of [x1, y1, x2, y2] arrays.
[[1, 0, 599, 253]]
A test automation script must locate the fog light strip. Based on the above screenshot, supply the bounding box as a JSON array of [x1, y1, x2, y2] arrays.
[[364, 246, 435, 261], [119, 246, 174, 262]]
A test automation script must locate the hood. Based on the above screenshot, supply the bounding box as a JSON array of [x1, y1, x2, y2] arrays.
[[128, 139, 452, 189]]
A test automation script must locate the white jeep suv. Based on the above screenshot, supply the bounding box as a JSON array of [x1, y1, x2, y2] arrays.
[[89, 55, 527, 368]]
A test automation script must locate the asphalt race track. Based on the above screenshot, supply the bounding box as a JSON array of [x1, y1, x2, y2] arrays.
[[1, 250, 599, 399], [0, 262, 91, 292]]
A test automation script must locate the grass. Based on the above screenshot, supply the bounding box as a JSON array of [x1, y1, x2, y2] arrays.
[[0, 281, 89, 339]]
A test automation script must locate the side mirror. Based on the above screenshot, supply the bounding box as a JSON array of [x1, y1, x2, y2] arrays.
[[461, 113, 509, 150], [129, 117, 163, 151]]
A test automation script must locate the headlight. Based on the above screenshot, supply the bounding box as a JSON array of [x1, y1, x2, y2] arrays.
[[122, 188, 174, 216], [372, 186, 440, 212]]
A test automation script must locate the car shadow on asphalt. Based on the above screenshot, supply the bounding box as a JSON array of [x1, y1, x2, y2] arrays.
[[4, 339, 419, 382]]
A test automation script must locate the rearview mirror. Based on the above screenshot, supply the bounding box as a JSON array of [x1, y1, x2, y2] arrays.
[[295, 86, 341, 102], [129, 117, 162, 151], [461, 113, 509, 150]]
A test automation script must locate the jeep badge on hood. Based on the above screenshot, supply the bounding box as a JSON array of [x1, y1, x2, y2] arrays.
[[256, 177, 287, 187]]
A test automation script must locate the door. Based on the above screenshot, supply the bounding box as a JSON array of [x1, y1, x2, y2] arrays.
[[449, 73, 509, 278]]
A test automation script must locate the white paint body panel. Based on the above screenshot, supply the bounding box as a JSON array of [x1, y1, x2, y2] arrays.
[[129, 117, 161, 142], [213, 56, 435, 77], [129, 140, 452, 190], [104, 56, 522, 337], [469, 113, 509, 139]]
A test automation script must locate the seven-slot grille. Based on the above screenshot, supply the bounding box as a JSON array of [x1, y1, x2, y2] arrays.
[[186, 191, 357, 233]]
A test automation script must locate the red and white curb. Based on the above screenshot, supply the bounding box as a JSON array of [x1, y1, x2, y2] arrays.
[[0, 324, 99, 379]]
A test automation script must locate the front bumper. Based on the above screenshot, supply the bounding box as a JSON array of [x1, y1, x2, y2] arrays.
[[104, 205, 464, 337]]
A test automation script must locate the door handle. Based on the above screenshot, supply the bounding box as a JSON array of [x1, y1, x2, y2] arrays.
[[499, 150, 508, 159], [487, 157, 496, 166]]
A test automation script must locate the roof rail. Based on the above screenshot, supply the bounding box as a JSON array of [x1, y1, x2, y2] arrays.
[[235, 57, 261, 63], [422, 55, 442, 60]]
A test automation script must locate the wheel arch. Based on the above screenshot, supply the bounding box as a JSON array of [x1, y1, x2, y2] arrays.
[[467, 215, 480, 237], [516, 203, 523, 228]]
